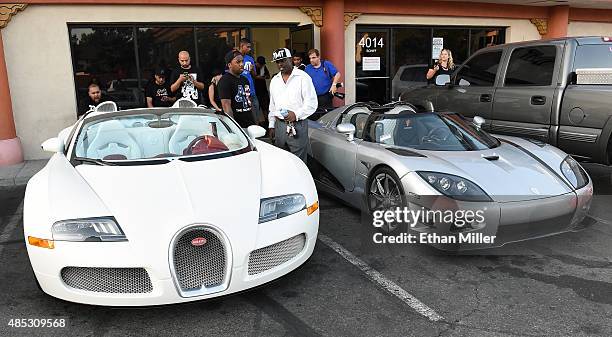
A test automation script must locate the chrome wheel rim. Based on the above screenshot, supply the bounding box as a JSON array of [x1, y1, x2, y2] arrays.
[[369, 172, 403, 232]]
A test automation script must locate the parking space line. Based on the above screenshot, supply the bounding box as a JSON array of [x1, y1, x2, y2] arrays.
[[317, 234, 444, 322], [0, 201, 23, 255], [590, 214, 612, 226]]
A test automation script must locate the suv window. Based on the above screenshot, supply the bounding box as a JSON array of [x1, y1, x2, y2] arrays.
[[574, 44, 612, 69], [454, 51, 502, 87], [505, 46, 556, 86]]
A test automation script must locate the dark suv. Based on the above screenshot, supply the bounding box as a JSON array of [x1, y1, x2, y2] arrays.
[[400, 36, 612, 165]]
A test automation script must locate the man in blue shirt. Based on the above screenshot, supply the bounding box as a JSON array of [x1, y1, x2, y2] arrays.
[[304, 48, 341, 111], [239, 38, 260, 124]]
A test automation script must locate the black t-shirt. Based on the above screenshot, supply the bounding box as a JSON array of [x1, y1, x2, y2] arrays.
[[145, 81, 174, 107], [77, 95, 112, 117], [170, 65, 204, 101], [429, 61, 453, 84], [218, 73, 255, 128]]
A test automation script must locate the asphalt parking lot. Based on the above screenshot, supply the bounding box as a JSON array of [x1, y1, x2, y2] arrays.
[[0, 163, 611, 337]]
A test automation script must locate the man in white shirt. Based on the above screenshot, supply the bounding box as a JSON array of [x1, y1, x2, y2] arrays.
[[268, 48, 318, 163]]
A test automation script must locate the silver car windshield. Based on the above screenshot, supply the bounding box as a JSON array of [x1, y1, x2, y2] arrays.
[[73, 112, 250, 162], [368, 113, 500, 151]]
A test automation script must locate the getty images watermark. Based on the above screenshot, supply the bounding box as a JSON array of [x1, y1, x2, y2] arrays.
[[371, 207, 497, 245]]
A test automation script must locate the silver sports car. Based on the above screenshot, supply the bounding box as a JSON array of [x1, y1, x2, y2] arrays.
[[307, 102, 594, 250]]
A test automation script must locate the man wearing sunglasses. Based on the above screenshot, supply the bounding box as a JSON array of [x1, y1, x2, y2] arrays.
[[268, 48, 317, 163]]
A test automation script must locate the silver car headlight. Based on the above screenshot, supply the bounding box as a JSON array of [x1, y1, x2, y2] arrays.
[[52, 217, 127, 242], [560, 156, 589, 189], [259, 194, 306, 223], [417, 171, 492, 202]]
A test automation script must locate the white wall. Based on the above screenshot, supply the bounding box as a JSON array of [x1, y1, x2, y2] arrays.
[[568, 22, 612, 36], [2, 5, 319, 160], [344, 15, 541, 104]]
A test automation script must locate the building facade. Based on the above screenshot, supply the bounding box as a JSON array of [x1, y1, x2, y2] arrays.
[[1, 0, 612, 162]]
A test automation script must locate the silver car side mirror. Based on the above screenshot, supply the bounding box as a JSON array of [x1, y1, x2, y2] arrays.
[[473, 116, 485, 130], [336, 123, 356, 142], [435, 74, 451, 86]]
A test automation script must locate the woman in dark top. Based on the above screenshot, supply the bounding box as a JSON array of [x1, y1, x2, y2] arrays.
[[208, 69, 223, 111], [426, 48, 455, 83]]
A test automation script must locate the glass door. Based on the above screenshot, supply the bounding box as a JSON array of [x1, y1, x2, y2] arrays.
[[290, 24, 314, 62], [355, 27, 390, 104]]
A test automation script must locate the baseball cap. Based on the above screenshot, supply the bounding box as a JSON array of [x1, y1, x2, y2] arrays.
[[154, 67, 167, 77], [224, 50, 242, 64], [272, 48, 292, 62]]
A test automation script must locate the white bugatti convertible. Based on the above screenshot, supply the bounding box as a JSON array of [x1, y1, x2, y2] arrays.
[[24, 101, 319, 306]]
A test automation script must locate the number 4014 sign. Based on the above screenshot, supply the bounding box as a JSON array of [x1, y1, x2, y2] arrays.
[[359, 35, 384, 53]]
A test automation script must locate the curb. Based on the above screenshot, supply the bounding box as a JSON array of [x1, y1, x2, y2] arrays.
[[0, 160, 48, 188]]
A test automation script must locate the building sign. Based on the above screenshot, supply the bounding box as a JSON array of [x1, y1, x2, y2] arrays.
[[432, 37, 444, 59], [362, 57, 381, 71]]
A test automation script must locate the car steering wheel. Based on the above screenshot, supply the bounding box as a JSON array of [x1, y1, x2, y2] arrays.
[[423, 126, 452, 144], [184, 135, 228, 155]]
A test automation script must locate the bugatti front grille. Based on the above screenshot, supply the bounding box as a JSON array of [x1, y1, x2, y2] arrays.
[[172, 228, 227, 292], [248, 234, 306, 275], [60, 267, 153, 293]]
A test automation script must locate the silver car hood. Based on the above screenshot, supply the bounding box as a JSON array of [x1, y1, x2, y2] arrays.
[[394, 142, 572, 199]]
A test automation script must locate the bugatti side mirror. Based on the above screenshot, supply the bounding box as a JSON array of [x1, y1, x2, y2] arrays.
[[435, 74, 451, 86], [336, 123, 356, 142], [473, 116, 485, 130], [247, 125, 266, 139], [41, 137, 64, 153]]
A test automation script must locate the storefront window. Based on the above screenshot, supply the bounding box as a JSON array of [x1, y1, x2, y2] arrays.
[[70, 27, 139, 112], [137, 27, 197, 88], [470, 28, 505, 54], [69, 25, 251, 115], [356, 25, 506, 104], [355, 30, 389, 103], [391, 28, 430, 100], [432, 28, 469, 65], [196, 27, 246, 82]]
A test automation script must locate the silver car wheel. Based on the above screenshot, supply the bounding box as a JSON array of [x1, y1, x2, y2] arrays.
[[369, 171, 404, 233]]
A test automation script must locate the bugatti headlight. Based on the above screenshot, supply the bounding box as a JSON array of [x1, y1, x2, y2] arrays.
[[417, 171, 492, 202], [52, 217, 127, 242], [560, 156, 589, 189], [259, 194, 306, 223]]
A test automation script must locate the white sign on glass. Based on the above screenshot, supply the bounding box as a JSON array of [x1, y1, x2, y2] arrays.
[[432, 37, 444, 59], [362, 57, 381, 71]]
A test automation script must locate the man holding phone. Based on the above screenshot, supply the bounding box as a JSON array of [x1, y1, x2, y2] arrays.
[[170, 50, 206, 102]]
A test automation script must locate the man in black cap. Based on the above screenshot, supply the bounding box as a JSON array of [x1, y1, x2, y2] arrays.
[[268, 48, 317, 163], [218, 50, 256, 128], [145, 67, 176, 108]]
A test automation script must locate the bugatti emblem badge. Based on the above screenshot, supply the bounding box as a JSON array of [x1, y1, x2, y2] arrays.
[[191, 237, 207, 246]]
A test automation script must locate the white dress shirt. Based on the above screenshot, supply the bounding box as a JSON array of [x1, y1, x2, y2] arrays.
[[268, 68, 318, 128]]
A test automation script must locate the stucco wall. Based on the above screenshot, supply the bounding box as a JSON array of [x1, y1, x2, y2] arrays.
[[2, 4, 318, 160], [344, 15, 541, 104], [568, 22, 612, 36]]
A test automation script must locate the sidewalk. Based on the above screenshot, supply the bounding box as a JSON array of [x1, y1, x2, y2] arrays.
[[0, 160, 48, 187]]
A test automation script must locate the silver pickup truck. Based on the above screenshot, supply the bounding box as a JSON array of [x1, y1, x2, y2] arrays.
[[400, 36, 612, 165]]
